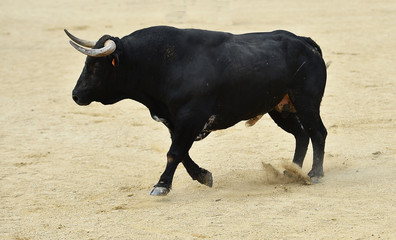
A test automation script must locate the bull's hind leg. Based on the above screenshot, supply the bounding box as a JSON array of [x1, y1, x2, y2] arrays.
[[288, 55, 327, 181], [269, 110, 309, 167], [290, 94, 327, 181]]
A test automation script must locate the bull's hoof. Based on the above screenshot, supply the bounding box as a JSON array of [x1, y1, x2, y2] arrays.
[[308, 169, 324, 178], [150, 186, 170, 196], [308, 169, 324, 184], [310, 177, 321, 184], [196, 170, 213, 187]]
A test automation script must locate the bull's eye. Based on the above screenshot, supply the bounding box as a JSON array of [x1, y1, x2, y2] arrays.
[[112, 58, 116, 67]]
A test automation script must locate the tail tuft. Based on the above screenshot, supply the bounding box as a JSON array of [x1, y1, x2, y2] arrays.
[[325, 61, 332, 69]]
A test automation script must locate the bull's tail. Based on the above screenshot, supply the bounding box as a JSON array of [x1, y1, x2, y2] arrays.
[[325, 61, 332, 69], [301, 37, 323, 57]]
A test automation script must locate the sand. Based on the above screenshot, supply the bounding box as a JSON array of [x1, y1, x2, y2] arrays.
[[1, 0, 395, 239]]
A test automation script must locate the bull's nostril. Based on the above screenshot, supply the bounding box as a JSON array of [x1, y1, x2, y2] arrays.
[[72, 95, 79, 103]]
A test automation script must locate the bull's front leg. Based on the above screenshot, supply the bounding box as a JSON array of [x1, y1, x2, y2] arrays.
[[150, 109, 213, 196], [182, 154, 213, 188], [150, 152, 213, 196], [149, 152, 181, 196], [150, 140, 214, 196]]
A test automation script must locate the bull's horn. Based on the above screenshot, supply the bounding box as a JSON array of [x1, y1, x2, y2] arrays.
[[64, 29, 96, 48], [69, 39, 116, 57]]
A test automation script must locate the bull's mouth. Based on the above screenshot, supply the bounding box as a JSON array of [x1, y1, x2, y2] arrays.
[[99, 95, 128, 105]]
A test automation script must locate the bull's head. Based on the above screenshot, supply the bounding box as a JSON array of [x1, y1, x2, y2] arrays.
[[65, 30, 125, 106]]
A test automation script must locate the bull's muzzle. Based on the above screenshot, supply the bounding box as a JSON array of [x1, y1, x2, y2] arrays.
[[72, 89, 92, 106]]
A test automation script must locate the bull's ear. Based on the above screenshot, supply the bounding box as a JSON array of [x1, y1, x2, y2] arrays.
[[109, 54, 119, 68]]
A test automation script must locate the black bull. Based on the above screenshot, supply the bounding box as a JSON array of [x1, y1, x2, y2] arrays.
[[65, 26, 328, 196]]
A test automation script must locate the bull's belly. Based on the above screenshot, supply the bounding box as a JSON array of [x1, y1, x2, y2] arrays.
[[195, 93, 295, 141], [211, 93, 285, 129], [195, 113, 259, 141], [196, 107, 271, 141]]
